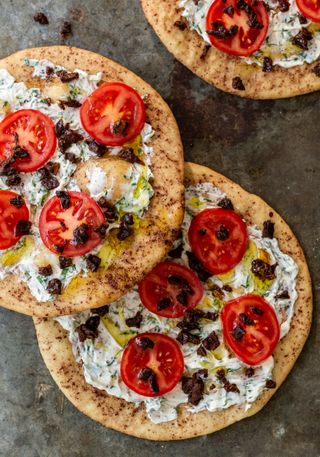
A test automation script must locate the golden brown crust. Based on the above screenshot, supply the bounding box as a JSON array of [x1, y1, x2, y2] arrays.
[[140, 0, 320, 99], [34, 162, 312, 440], [0, 46, 184, 317]]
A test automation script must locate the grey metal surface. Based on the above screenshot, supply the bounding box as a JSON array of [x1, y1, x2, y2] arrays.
[[0, 0, 319, 456]]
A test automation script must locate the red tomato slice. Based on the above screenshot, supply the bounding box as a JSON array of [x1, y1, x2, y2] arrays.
[[138, 261, 204, 318], [221, 294, 280, 365], [39, 191, 105, 257], [206, 0, 269, 57], [80, 82, 146, 146], [0, 190, 29, 250], [188, 208, 248, 275], [0, 109, 57, 173], [120, 333, 184, 397], [296, 0, 320, 23]]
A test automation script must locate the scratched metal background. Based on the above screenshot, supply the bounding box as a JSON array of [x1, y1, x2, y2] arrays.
[[0, 1, 319, 456]]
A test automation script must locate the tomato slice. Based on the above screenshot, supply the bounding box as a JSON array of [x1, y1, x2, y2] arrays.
[[80, 82, 146, 147], [0, 190, 29, 250], [296, 0, 320, 23], [206, 0, 269, 57], [138, 261, 204, 318], [39, 191, 106, 257], [0, 109, 57, 173], [188, 208, 248, 275], [120, 333, 184, 397], [221, 294, 280, 365]]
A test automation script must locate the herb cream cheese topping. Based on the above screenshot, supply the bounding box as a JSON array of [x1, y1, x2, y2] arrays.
[[0, 60, 154, 301], [179, 0, 320, 68], [57, 182, 298, 424]]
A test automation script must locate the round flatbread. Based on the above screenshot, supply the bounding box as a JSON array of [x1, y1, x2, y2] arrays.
[[141, 0, 320, 99], [34, 162, 312, 440], [0, 46, 184, 317]]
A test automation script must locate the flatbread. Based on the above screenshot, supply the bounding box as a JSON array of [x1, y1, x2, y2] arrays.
[[34, 162, 312, 440], [141, 0, 320, 99], [0, 46, 184, 317]]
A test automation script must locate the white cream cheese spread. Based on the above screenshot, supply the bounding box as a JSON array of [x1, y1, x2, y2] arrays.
[[179, 0, 320, 68], [0, 60, 154, 301]]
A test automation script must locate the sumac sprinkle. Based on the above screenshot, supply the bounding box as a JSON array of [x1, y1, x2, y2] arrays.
[[125, 311, 143, 328], [6, 175, 21, 187], [157, 297, 172, 311], [266, 379, 276, 389], [86, 254, 101, 272], [174, 20, 187, 30], [10, 195, 24, 208], [56, 190, 70, 209], [262, 220, 274, 238], [218, 197, 234, 210], [136, 336, 154, 350], [47, 162, 60, 175], [177, 309, 205, 331], [59, 256, 73, 269], [251, 306, 264, 315], [224, 381, 240, 393], [38, 265, 53, 277], [262, 57, 273, 73], [232, 76, 245, 91], [15, 220, 31, 236], [47, 278, 62, 295], [34, 12, 49, 25], [59, 99, 82, 109], [232, 325, 246, 341]]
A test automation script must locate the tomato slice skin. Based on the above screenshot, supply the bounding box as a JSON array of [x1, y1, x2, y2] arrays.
[[120, 333, 184, 397], [221, 294, 280, 366], [0, 190, 29, 250], [206, 0, 269, 57], [39, 191, 106, 257], [188, 208, 248, 275], [138, 261, 204, 318], [0, 109, 57, 173], [296, 0, 320, 23], [80, 82, 146, 147]]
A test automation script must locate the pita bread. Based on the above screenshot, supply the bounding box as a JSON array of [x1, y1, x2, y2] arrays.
[[0, 46, 184, 317], [34, 162, 312, 440], [141, 0, 320, 99]]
